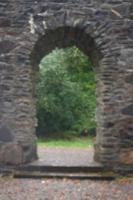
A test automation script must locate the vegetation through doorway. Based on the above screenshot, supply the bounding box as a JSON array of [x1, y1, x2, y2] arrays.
[[36, 46, 96, 148]]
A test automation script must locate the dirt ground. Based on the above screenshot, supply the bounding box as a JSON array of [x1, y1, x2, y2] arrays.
[[30, 147, 96, 166], [0, 147, 133, 200], [0, 177, 133, 200]]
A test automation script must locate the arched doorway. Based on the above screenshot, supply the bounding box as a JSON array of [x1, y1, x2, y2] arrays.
[[28, 22, 117, 166]]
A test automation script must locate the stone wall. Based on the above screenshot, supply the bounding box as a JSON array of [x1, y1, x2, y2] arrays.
[[0, 0, 133, 168]]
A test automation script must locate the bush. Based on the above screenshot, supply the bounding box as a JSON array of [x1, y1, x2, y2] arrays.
[[36, 47, 96, 136]]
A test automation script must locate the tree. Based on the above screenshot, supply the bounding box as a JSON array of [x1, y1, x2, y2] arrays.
[[36, 47, 96, 135]]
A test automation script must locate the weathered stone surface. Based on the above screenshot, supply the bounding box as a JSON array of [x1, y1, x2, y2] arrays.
[[0, 143, 23, 165], [122, 104, 133, 116], [0, 18, 11, 27], [125, 75, 133, 84], [0, 125, 14, 142], [0, 0, 133, 168], [0, 40, 16, 54], [4, 144, 23, 165], [120, 150, 133, 165]]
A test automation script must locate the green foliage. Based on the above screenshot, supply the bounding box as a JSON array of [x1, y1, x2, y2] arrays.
[[36, 46, 96, 135]]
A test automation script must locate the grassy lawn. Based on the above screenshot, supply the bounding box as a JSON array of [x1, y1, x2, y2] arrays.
[[37, 132, 95, 148]]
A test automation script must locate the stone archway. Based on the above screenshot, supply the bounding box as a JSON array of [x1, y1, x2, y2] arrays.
[[29, 14, 122, 167], [0, 2, 133, 169]]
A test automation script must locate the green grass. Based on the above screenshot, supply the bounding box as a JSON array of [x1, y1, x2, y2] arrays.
[[37, 132, 95, 148]]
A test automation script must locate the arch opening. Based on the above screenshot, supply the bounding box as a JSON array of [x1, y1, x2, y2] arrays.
[[36, 46, 96, 148], [31, 26, 101, 164], [31, 26, 101, 70]]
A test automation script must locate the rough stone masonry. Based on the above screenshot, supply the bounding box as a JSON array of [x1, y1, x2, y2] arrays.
[[0, 0, 133, 169]]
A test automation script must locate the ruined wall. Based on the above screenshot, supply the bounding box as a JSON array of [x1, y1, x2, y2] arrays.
[[0, 0, 133, 167]]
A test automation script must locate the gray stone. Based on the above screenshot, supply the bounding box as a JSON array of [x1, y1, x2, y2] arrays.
[[125, 75, 133, 84], [0, 125, 14, 142], [3, 144, 23, 165], [122, 104, 133, 116], [0, 40, 16, 54], [0, 17, 11, 27]]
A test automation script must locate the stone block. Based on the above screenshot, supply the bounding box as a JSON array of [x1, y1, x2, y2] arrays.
[[122, 104, 133, 116], [3, 144, 23, 165], [120, 150, 133, 165], [0, 125, 14, 142], [125, 74, 133, 84], [0, 18, 11, 27], [0, 40, 16, 54]]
